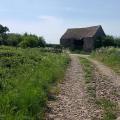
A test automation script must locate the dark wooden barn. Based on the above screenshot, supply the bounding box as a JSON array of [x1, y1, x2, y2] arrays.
[[60, 25, 106, 52]]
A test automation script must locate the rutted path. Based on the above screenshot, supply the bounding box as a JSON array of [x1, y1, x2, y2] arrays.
[[46, 55, 101, 120], [80, 54, 120, 87], [79, 54, 120, 119], [90, 59, 120, 87]]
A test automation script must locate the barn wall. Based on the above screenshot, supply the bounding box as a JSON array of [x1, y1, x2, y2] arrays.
[[61, 38, 94, 52], [94, 26, 106, 37], [61, 39, 84, 50], [60, 39, 73, 48], [83, 38, 94, 52]]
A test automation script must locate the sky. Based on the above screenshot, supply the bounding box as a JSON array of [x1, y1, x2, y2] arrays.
[[0, 0, 120, 44]]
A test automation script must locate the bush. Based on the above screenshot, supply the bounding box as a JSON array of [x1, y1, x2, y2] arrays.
[[19, 34, 38, 48]]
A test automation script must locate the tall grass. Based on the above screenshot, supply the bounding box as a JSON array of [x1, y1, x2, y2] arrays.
[[91, 47, 120, 74], [0, 46, 69, 120]]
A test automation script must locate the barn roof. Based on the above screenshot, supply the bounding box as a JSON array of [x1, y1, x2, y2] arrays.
[[61, 25, 103, 40]]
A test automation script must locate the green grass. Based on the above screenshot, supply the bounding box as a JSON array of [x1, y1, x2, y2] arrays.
[[79, 57, 94, 83], [96, 99, 117, 120], [91, 47, 120, 74], [79, 57, 96, 98], [0, 46, 69, 120]]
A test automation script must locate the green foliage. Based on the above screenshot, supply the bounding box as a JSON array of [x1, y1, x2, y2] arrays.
[[103, 36, 115, 47], [0, 24, 9, 34], [0, 24, 9, 45], [114, 37, 120, 47], [94, 35, 120, 49], [19, 34, 38, 48], [79, 57, 93, 83], [79, 57, 95, 98], [96, 99, 117, 120], [0, 46, 69, 119], [38, 37, 46, 47], [7, 33, 46, 48], [6, 33, 22, 46], [91, 47, 120, 74]]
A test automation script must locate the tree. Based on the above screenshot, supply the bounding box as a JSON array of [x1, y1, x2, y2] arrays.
[[19, 33, 46, 48], [94, 35, 115, 49], [94, 36, 103, 48], [114, 37, 120, 47], [19, 34, 38, 48], [0, 24, 9, 34], [38, 37, 46, 47], [7, 33, 22, 46], [102, 35, 115, 47], [0, 24, 9, 45]]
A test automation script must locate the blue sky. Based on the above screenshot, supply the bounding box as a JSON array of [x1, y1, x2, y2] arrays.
[[0, 0, 120, 43]]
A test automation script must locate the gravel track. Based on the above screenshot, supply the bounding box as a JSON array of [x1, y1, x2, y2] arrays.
[[80, 55, 120, 119], [89, 59, 120, 87], [46, 55, 101, 120]]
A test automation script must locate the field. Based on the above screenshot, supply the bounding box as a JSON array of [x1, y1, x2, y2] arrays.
[[91, 47, 120, 74], [0, 46, 69, 120]]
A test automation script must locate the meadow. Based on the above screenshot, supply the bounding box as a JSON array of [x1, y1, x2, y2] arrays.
[[0, 46, 69, 120], [91, 47, 120, 74]]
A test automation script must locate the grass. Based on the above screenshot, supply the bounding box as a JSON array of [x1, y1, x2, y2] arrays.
[[0, 46, 69, 120], [96, 99, 118, 120], [79, 57, 96, 98], [91, 47, 120, 75]]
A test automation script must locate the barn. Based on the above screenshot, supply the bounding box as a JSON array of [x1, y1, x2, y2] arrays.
[[60, 25, 106, 52]]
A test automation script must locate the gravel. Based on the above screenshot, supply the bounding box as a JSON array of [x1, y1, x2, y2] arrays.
[[46, 55, 101, 120]]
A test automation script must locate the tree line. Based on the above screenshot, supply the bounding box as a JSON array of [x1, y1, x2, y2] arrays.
[[0, 24, 46, 48], [95, 35, 120, 48]]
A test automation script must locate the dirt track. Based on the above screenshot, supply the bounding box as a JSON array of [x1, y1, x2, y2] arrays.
[[88, 57, 120, 87], [46, 55, 101, 120], [46, 54, 120, 120]]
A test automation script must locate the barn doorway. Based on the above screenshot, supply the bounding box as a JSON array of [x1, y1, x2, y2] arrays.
[[73, 39, 84, 50]]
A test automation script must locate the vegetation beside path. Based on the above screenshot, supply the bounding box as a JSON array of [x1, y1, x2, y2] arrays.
[[91, 47, 120, 75], [79, 58, 96, 98], [0, 46, 69, 120]]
